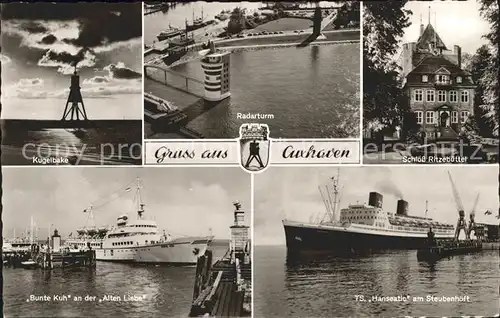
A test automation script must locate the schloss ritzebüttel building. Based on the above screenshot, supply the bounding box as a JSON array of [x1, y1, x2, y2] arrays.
[[401, 19, 475, 140]]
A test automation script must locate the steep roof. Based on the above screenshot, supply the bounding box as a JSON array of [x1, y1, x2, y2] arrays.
[[410, 55, 470, 76], [416, 24, 447, 51], [406, 55, 474, 86]]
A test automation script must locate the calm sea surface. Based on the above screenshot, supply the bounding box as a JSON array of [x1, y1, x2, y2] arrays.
[[145, 43, 360, 139], [1, 122, 142, 165], [255, 245, 499, 318], [3, 245, 227, 318]]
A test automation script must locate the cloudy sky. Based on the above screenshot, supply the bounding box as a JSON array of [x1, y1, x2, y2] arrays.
[[0, 3, 142, 119], [255, 166, 499, 245], [401, 0, 490, 54], [2, 167, 251, 241]]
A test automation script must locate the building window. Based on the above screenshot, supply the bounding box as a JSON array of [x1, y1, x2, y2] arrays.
[[451, 111, 458, 123], [449, 91, 458, 103], [461, 111, 470, 124], [437, 90, 446, 102], [415, 111, 423, 124], [422, 75, 428, 82], [425, 111, 435, 124], [436, 74, 449, 84], [461, 90, 469, 103], [426, 90, 435, 102], [413, 89, 423, 102], [456, 76, 462, 83]]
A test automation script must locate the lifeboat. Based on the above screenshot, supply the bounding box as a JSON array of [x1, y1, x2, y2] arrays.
[[87, 228, 98, 236], [77, 228, 86, 236], [98, 227, 108, 234], [117, 215, 128, 226]]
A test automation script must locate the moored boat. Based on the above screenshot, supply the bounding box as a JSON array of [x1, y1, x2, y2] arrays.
[[157, 26, 184, 41], [283, 171, 457, 255], [20, 259, 38, 269]]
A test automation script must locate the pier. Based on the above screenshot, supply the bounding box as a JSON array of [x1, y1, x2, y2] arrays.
[[417, 239, 483, 262], [483, 241, 500, 250], [144, 65, 204, 99], [144, 2, 177, 16], [3, 230, 96, 270], [189, 203, 252, 317]]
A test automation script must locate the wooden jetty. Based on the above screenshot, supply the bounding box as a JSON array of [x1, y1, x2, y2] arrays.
[[417, 239, 482, 262], [144, 92, 204, 138], [25, 230, 95, 270], [189, 202, 251, 317]]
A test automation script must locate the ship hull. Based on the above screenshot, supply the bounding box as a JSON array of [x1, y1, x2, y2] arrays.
[[134, 236, 213, 265], [96, 247, 136, 262], [283, 220, 454, 255]]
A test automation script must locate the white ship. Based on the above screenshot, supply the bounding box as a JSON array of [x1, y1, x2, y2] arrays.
[[96, 178, 162, 262], [91, 177, 213, 264]]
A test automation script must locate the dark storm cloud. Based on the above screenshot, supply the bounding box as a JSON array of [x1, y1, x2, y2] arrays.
[[1, 3, 142, 44], [105, 64, 141, 80], [43, 48, 91, 66], [19, 21, 48, 33], [39, 34, 57, 45]]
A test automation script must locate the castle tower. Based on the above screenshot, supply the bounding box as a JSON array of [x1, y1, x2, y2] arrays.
[[201, 41, 231, 102], [230, 202, 249, 263], [62, 67, 88, 120]]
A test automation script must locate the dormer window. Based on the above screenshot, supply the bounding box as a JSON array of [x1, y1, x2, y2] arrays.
[[456, 76, 462, 83], [436, 74, 449, 84], [422, 75, 428, 83]]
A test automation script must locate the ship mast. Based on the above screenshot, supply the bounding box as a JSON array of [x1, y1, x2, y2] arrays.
[[30, 216, 34, 244], [318, 169, 341, 223], [136, 177, 145, 219], [330, 169, 340, 222]]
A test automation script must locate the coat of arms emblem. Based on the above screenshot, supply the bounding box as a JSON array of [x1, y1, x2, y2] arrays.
[[238, 123, 270, 172]]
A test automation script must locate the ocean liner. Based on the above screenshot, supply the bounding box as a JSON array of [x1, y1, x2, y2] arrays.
[[283, 171, 456, 254]]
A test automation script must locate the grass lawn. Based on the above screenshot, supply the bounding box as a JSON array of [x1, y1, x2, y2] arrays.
[[248, 18, 314, 33]]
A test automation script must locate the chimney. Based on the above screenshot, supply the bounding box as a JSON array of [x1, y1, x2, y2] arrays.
[[454, 45, 462, 68], [368, 192, 383, 208], [396, 200, 408, 216]]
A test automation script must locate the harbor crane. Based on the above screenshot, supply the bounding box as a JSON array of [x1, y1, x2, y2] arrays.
[[448, 171, 467, 241], [467, 193, 480, 239]]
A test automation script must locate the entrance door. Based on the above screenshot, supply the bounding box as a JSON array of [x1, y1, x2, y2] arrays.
[[440, 111, 450, 127]]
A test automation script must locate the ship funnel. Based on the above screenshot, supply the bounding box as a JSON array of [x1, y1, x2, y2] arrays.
[[368, 192, 383, 208], [397, 199, 409, 216]]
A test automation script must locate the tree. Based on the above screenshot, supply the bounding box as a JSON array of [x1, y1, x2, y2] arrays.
[[363, 1, 412, 143], [478, 0, 499, 136], [466, 45, 496, 137], [227, 7, 246, 34], [461, 115, 482, 144]]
